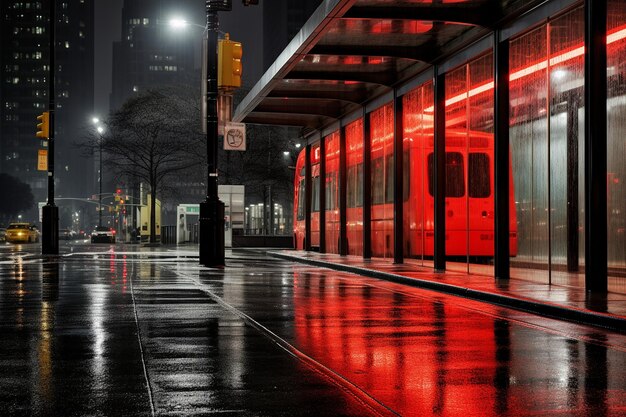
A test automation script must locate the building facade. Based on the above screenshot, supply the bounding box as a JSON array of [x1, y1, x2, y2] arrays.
[[0, 0, 94, 215], [263, 0, 321, 71], [110, 0, 201, 112]]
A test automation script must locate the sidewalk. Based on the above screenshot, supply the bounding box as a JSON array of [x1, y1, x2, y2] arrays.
[[271, 250, 626, 333]]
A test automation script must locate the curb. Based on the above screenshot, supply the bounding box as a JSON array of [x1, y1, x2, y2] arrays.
[[270, 251, 626, 334]]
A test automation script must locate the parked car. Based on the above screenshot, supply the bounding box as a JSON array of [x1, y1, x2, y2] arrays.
[[0, 228, 6, 243], [59, 228, 75, 240], [91, 226, 116, 243], [5, 223, 40, 243]]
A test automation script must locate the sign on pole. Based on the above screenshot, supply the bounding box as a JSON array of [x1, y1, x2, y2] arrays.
[[37, 149, 48, 171], [223, 122, 246, 151]]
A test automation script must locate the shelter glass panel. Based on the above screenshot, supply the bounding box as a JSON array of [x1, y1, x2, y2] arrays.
[[445, 65, 469, 273], [346, 118, 364, 256], [444, 53, 495, 275], [548, 8, 585, 285], [608, 0, 626, 291], [325, 131, 340, 253], [509, 6, 586, 288], [510, 25, 550, 284], [403, 81, 434, 266], [467, 53, 495, 276], [370, 103, 394, 259]]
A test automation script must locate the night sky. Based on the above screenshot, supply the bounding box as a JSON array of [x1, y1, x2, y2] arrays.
[[93, 0, 264, 117]]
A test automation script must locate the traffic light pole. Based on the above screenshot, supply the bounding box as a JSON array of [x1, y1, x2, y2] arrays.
[[42, 0, 58, 255], [199, 1, 228, 267]]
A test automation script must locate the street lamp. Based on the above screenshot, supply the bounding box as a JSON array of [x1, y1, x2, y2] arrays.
[[170, 3, 229, 266], [92, 119, 105, 227]]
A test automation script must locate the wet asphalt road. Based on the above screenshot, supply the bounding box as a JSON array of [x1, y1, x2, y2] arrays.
[[0, 241, 625, 417]]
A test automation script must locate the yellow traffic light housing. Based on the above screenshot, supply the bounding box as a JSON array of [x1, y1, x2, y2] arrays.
[[218, 34, 242, 89], [36, 112, 50, 139]]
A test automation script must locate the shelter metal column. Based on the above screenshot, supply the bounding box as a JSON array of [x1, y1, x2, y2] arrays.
[[363, 108, 372, 259], [494, 31, 510, 280], [584, 0, 608, 293], [339, 125, 348, 256], [393, 92, 404, 264], [434, 69, 446, 272], [305, 144, 312, 251], [319, 136, 326, 253]]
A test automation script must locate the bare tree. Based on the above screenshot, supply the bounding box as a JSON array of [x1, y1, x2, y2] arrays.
[[100, 88, 203, 243]]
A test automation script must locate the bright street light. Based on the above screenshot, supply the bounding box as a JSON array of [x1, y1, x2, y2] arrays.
[[97, 126, 104, 134], [92, 117, 100, 125], [168, 17, 188, 30], [283, 151, 290, 156]]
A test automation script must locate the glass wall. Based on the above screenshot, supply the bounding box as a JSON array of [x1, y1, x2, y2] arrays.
[[370, 104, 394, 258], [509, 7, 585, 285], [608, 0, 626, 291], [402, 81, 434, 266], [346, 118, 364, 256], [444, 53, 495, 275], [324, 131, 340, 253]]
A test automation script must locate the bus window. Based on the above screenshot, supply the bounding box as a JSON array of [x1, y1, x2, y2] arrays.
[[468, 153, 490, 198], [325, 173, 336, 210], [427, 152, 465, 197], [312, 176, 320, 212], [297, 179, 305, 220], [385, 154, 394, 204], [372, 157, 385, 204], [357, 163, 363, 207]]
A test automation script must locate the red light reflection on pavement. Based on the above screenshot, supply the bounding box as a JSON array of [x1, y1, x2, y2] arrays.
[[292, 272, 626, 416]]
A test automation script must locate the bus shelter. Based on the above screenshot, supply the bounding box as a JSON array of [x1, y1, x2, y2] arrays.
[[234, 0, 626, 295]]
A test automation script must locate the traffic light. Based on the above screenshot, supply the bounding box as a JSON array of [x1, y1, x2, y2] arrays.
[[36, 112, 50, 139], [218, 34, 242, 89]]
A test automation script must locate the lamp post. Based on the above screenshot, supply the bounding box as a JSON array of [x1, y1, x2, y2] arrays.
[[168, 2, 238, 266], [92, 121, 105, 227], [42, 0, 58, 255], [199, 1, 233, 267]]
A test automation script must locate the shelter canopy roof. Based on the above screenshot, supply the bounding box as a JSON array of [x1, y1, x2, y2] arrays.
[[234, 0, 545, 133]]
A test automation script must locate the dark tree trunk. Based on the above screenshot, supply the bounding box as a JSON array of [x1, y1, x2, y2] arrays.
[[150, 183, 157, 244]]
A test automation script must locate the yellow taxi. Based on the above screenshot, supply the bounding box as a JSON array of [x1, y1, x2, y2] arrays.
[[5, 223, 40, 243]]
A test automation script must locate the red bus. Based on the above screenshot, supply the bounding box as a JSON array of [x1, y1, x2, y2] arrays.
[[293, 128, 518, 258]]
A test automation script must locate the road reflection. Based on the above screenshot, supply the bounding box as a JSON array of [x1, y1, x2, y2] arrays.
[[292, 271, 621, 417]]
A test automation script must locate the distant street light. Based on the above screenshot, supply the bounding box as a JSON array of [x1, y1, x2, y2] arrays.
[[92, 118, 105, 227], [283, 151, 290, 156]]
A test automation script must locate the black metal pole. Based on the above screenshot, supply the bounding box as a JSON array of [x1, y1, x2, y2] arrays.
[[494, 31, 510, 280], [319, 136, 326, 253], [339, 125, 347, 256], [363, 109, 372, 259], [566, 94, 579, 273], [42, 0, 58, 255], [584, 0, 607, 293], [393, 91, 404, 264], [99, 137, 103, 227], [434, 69, 446, 272], [199, 1, 227, 267], [304, 144, 312, 251]]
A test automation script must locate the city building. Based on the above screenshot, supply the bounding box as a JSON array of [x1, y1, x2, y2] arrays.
[[263, 0, 321, 71], [109, 0, 201, 112], [0, 0, 95, 216]]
